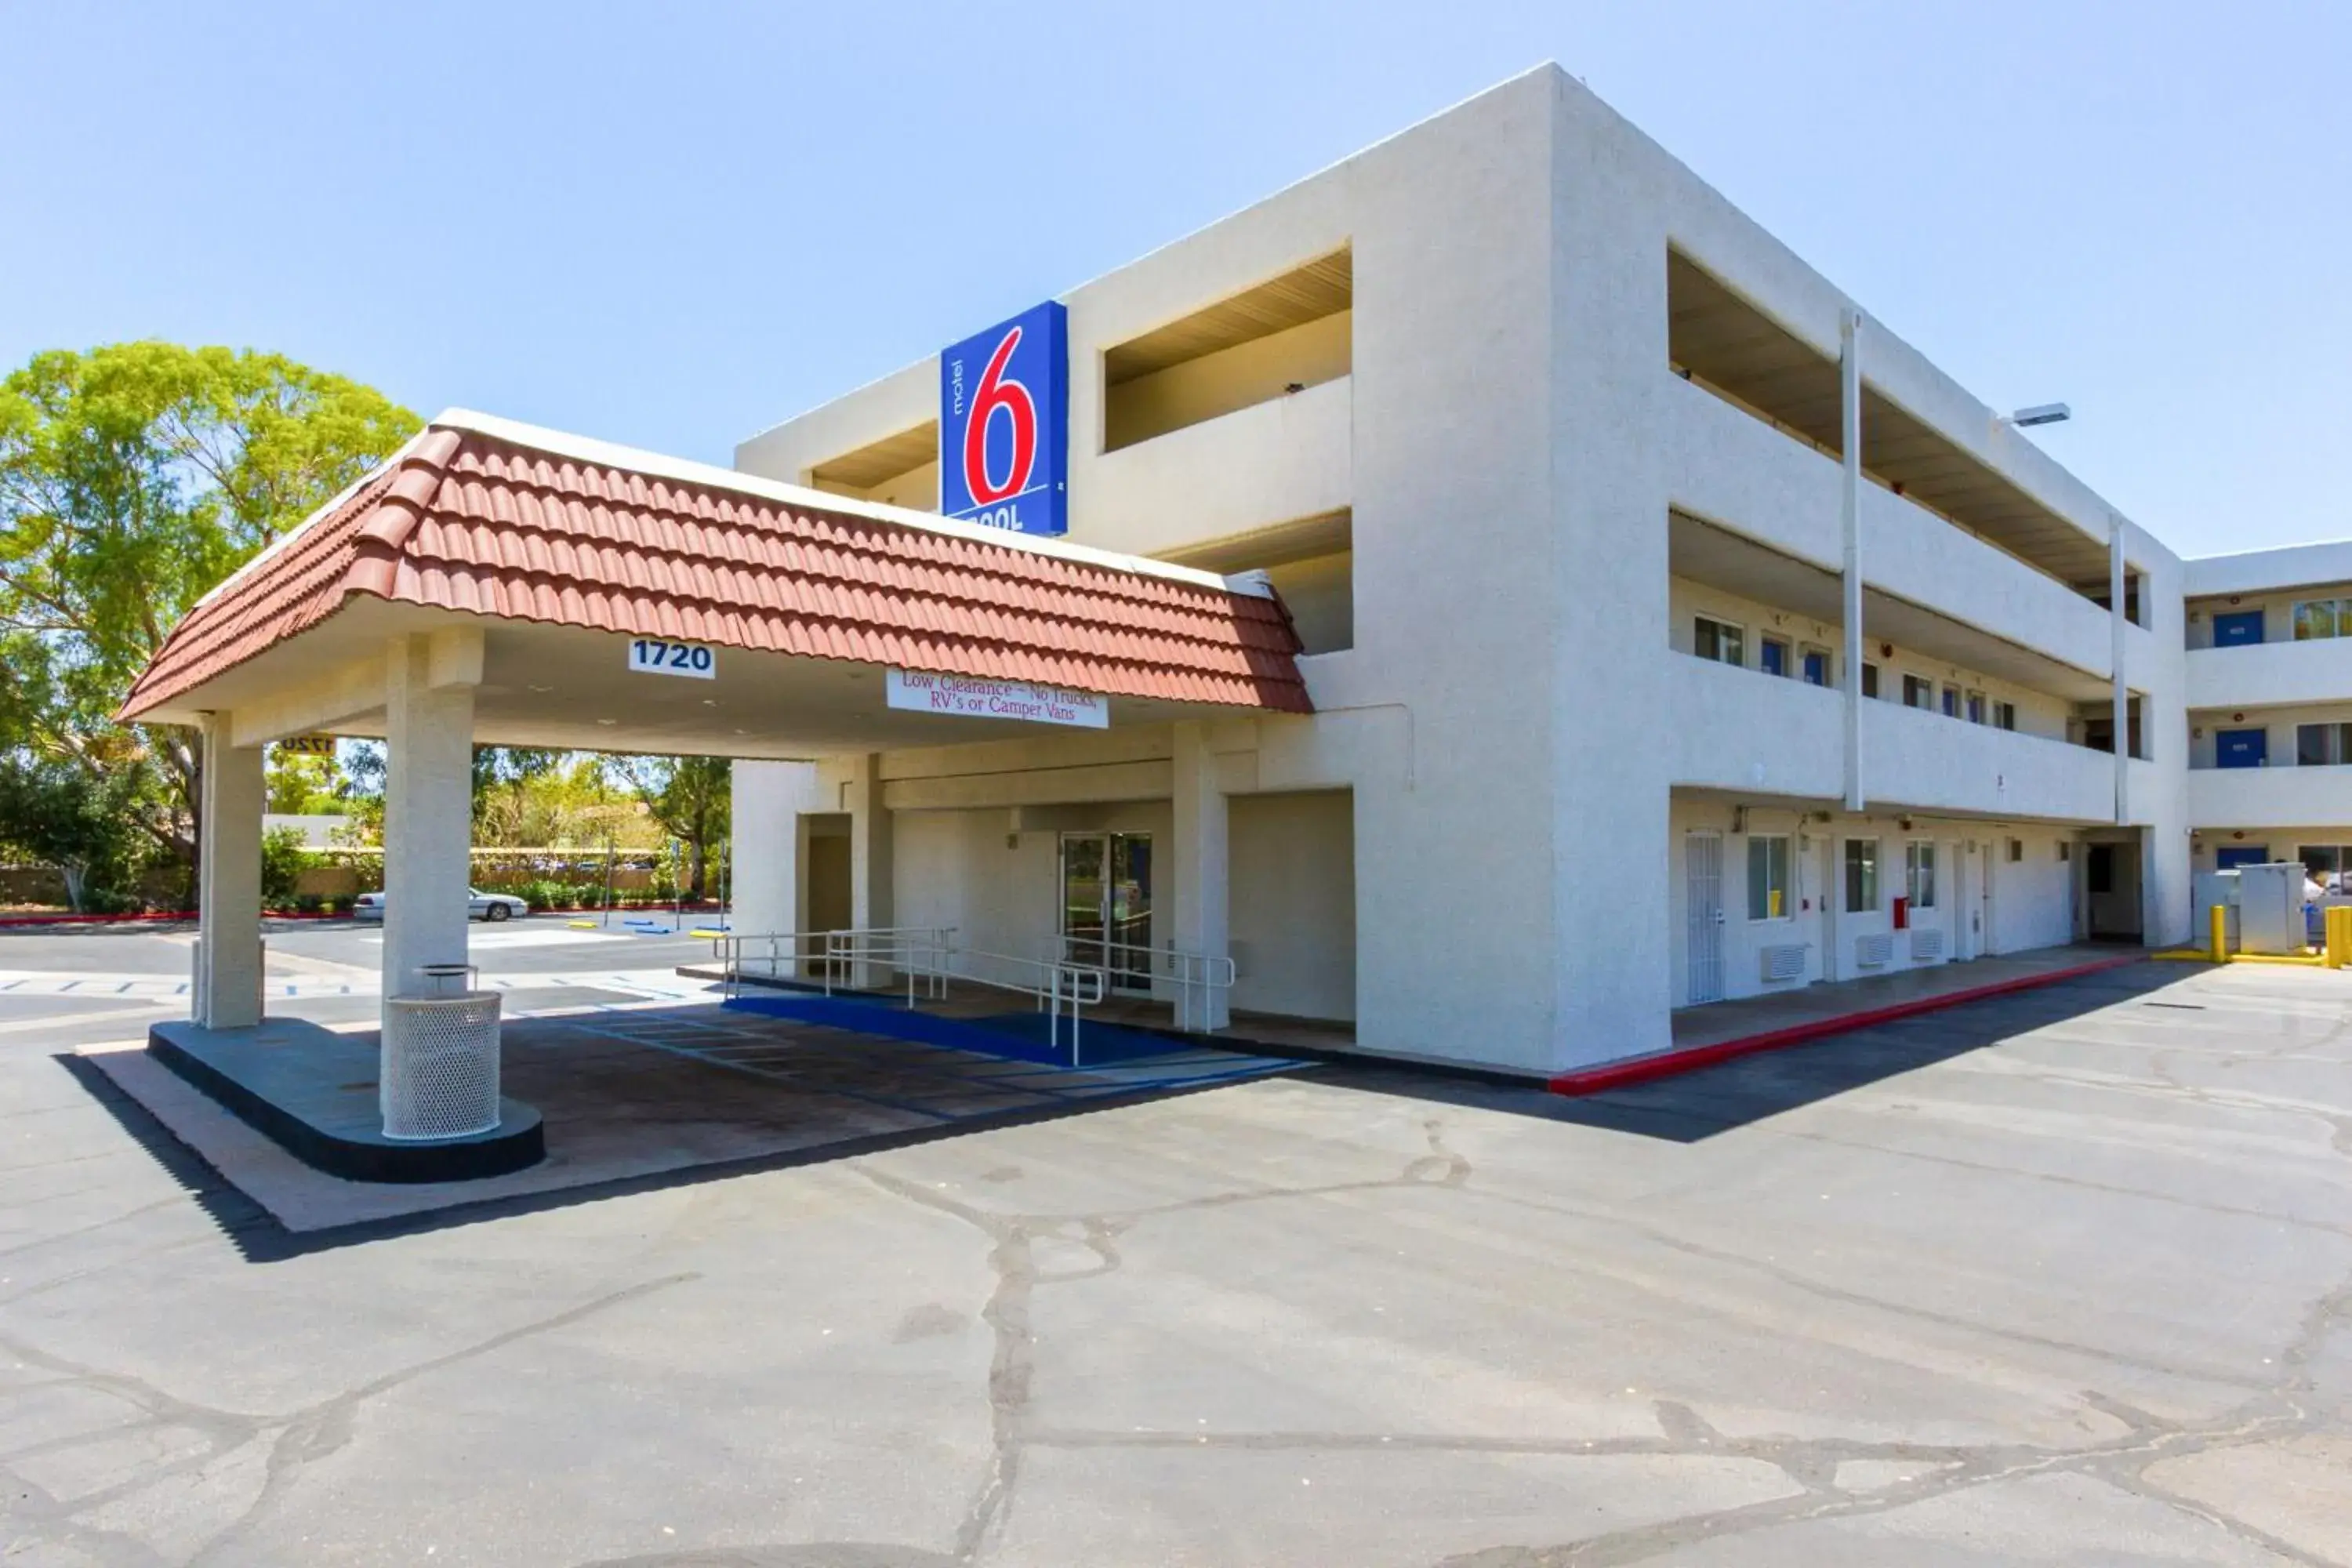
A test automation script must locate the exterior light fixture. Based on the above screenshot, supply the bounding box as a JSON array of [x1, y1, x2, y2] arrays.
[[2003, 403, 2071, 428]]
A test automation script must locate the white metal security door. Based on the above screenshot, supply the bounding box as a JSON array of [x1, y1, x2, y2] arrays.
[[1686, 833, 1726, 1004], [1958, 841, 1985, 960]]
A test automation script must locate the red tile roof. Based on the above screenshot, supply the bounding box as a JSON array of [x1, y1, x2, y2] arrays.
[[120, 416, 1312, 720]]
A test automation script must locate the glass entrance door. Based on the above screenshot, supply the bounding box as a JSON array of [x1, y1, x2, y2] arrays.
[[1060, 833, 1152, 991]]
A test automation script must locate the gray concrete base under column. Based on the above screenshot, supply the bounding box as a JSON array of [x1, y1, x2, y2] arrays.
[[147, 1017, 545, 1182]]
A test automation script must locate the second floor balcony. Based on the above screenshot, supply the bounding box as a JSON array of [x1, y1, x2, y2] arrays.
[[1085, 374, 1351, 558], [2188, 761, 2352, 829], [1667, 652, 2115, 822], [1662, 375, 2116, 680], [2187, 636, 2352, 710]]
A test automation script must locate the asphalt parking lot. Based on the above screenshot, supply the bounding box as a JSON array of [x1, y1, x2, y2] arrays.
[[3, 920, 2350, 1565]]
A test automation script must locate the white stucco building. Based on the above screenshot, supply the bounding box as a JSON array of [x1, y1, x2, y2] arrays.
[[2182, 543, 2352, 891], [723, 64, 2346, 1076]]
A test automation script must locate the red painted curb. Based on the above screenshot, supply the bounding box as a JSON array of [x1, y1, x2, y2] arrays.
[[1548, 954, 2144, 1097], [0, 909, 198, 927], [0, 903, 726, 930]]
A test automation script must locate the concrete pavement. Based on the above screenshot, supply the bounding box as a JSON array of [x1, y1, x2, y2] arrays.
[[2, 924, 2348, 1564]]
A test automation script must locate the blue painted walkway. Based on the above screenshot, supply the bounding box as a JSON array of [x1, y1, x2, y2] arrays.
[[718, 992, 1295, 1091]]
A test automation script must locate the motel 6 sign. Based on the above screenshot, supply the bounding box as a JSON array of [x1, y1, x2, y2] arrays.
[[939, 300, 1069, 537]]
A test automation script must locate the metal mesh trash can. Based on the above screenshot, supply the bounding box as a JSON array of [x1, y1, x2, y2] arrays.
[[382, 964, 502, 1141]]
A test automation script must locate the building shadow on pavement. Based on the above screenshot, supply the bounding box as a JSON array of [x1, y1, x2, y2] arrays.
[[1305, 963, 2192, 1143], [53, 1001, 1305, 1264]]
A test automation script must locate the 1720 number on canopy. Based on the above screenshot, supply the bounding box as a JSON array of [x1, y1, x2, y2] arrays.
[[627, 638, 716, 679]]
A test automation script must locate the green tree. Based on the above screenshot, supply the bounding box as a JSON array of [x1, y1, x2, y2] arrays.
[[260, 826, 313, 908], [0, 753, 149, 912], [470, 752, 655, 849], [608, 754, 731, 900], [265, 748, 344, 815], [471, 746, 564, 834], [0, 343, 417, 898]]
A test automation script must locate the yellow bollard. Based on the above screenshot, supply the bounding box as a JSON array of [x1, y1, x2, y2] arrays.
[[2209, 903, 2229, 964], [2328, 906, 2352, 970]]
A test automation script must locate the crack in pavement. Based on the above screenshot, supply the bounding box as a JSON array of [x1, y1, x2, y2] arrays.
[[0, 1198, 189, 1262], [0, 1270, 698, 1566], [1413, 1257, 2352, 1566], [851, 1117, 1468, 1564], [852, 1103, 2349, 1568]]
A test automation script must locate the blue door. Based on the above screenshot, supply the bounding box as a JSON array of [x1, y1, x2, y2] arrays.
[[2213, 611, 2264, 647], [2216, 846, 2270, 870], [1801, 650, 1828, 686], [2216, 728, 2268, 768], [1759, 640, 1786, 677]]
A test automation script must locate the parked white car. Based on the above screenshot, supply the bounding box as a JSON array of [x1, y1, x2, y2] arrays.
[[352, 889, 528, 923]]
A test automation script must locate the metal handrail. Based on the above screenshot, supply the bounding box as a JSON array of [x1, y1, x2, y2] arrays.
[[891, 942, 1109, 1063], [1060, 938, 1237, 1032], [714, 927, 954, 998], [713, 926, 1239, 1062]]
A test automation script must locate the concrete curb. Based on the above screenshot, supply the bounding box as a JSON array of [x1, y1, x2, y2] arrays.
[[1548, 954, 2146, 1098]]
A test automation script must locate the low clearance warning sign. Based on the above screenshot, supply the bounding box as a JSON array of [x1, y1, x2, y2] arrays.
[[884, 670, 1108, 729]]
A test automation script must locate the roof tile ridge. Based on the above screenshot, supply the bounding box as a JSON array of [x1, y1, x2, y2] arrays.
[[352, 426, 466, 556]]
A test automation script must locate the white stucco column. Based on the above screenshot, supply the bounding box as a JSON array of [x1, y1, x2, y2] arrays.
[[1839, 307, 1866, 812], [729, 759, 820, 976], [382, 630, 479, 1016], [2110, 514, 2130, 825], [1171, 722, 1232, 1030], [194, 716, 265, 1030], [847, 753, 893, 987]]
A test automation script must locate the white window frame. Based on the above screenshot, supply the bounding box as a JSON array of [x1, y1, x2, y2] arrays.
[[1693, 615, 1745, 667], [2296, 722, 2352, 767], [1747, 834, 1792, 922], [1844, 838, 1880, 914], [2292, 599, 2346, 641], [1907, 841, 1938, 909], [1994, 699, 2017, 731]]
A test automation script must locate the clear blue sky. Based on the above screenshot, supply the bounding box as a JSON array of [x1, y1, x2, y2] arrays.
[[7, 2, 2345, 557]]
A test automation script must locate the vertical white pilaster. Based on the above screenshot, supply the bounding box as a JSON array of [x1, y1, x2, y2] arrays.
[[2111, 515, 2130, 826], [847, 753, 893, 987], [729, 760, 820, 975], [194, 716, 265, 1029], [382, 631, 477, 1017], [1171, 723, 1231, 1030], [1839, 308, 1866, 813]]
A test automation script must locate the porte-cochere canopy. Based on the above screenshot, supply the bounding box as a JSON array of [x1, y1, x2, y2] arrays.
[[119, 410, 1312, 732]]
